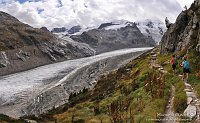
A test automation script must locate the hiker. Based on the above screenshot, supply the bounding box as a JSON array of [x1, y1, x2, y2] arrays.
[[180, 56, 190, 82], [171, 54, 178, 74]]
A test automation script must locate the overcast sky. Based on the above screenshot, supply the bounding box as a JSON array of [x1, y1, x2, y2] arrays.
[[0, 0, 194, 30]]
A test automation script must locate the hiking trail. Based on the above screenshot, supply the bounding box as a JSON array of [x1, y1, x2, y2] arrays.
[[150, 49, 200, 122], [183, 80, 200, 122], [149, 49, 177, 123]]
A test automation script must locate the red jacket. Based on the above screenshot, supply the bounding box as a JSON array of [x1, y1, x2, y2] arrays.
[[171, 57, 175, 65]]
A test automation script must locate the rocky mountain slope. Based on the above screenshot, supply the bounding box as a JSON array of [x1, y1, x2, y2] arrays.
[[160, 0, 200, 55], [70, 21, 156, 54], [52, 20, 166, 46], [0, 11, 95, 76]]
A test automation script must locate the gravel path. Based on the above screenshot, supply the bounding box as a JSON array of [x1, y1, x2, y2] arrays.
[[162, 85, 176, 123], [183, 81, 200, 122]]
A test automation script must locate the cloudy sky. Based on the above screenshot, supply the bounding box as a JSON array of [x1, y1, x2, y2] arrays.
[[0, 0, 194, 30]]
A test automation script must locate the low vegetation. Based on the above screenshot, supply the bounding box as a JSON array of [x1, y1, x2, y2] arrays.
[[0, 114, 26, 123], [187, 50, 200, 97]]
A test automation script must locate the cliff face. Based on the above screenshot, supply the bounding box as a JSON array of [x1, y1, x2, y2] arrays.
[[0, 11, 95, 76], [160, 1, 200, 55]]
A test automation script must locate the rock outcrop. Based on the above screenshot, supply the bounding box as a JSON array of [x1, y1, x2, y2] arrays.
[[0, 11, 95, 76], [40, 27, 49, 32], [51, 25, 82, 35], [67, 25, 82, 34], [0, 51, 9, 68], [165, 17, 172, 29], [51, 27, 67, 33], [160, 0, 200, 55]]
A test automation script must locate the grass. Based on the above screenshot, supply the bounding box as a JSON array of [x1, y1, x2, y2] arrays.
[[173, 78, 187, 113], [187, 50, 200, 98]]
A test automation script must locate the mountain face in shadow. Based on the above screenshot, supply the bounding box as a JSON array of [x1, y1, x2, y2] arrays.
[[0, 11, 95, 76]]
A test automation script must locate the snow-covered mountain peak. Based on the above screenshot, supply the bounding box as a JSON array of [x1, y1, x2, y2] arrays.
[[135, 19, 166, 44], [97, 20, 134, 30], [52, 19, 166, 43]]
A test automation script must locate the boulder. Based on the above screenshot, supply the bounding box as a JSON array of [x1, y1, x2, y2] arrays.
[[184, 105, 197, 118], [187, 97, 193, 105]]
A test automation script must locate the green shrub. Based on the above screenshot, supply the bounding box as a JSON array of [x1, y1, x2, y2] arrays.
[[174, 92, 187, 113], [0, 114, 25, 123], [74, 119, 85, 123], [173, 78, 187, 113]]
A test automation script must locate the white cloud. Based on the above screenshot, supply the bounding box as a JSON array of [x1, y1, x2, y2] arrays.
[[0, 0, 194, 30], [176, 0, 193, 8]]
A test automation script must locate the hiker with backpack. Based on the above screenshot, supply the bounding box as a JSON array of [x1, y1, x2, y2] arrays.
[[171, 54, 178, 74], [180, 56, 190, 82]]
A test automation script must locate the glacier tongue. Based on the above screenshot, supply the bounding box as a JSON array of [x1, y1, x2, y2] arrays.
[[0, 47, 152, 118]]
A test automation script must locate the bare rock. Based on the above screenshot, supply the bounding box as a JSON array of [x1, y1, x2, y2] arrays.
[[40, 27, 49, 32], [197, 44, 200, 53], [165, 17, 172, 28], [0, 51, 9, 67], [160, 2, 200, 55], [187, 97, 193, 104], [186, 91, 197, 98], [184, 105, 197, 118]]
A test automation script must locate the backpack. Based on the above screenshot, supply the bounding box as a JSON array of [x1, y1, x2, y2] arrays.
[[174, 58, 178, 65], [183, 61, 190, 69]]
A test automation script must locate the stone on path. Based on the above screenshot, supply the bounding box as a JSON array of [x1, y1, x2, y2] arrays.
[[185, 83, 192, 88], [25, 119, 38, 123], [187, 97, 193, 105], [186, 92, 197, 98], [184, 105, 197, 119], [184, 89, 193, 92]]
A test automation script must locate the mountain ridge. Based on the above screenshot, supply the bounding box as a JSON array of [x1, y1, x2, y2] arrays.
[[51, 19, 166, 44], [0, 11, 95, 76], [69, 22, 156, 54]]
